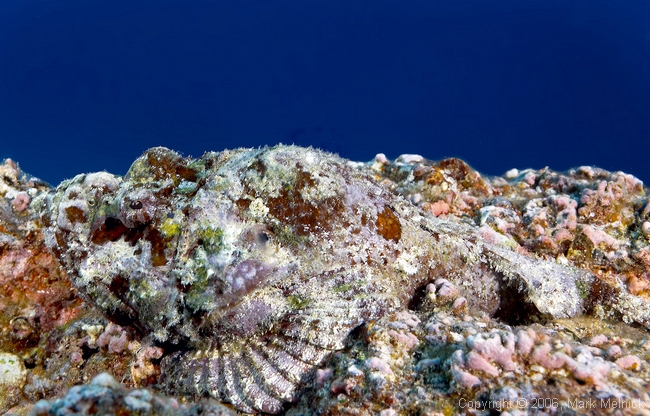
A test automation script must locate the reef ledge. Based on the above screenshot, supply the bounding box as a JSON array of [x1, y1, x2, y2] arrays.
[[0, 145, 649, 415]]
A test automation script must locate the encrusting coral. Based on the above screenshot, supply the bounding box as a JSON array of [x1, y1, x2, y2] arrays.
[[0, 145, 649, 415]]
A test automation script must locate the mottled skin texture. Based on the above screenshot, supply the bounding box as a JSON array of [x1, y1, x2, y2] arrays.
[[43, 146, 593, 413]]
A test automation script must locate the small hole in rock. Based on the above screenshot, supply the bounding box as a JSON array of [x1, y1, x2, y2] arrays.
[[81, 344, 97, 361], [492, 274, 543, 326]]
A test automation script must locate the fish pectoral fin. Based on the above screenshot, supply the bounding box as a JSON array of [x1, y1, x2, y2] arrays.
[[484, 244, 593, 319]]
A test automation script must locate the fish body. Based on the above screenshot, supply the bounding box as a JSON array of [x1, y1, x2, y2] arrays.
[[44, 145, 591, 413]]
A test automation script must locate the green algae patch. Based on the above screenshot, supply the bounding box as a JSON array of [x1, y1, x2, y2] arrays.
[[287, 295, 312, 310], [186, 284, 211, 312], [333, 283, 352, 293], [272, 223, 309, 247], [198, 226, 224, 254], [183, 249, 214, 312], [576, 279, 590, 300], [161, 218, 181, 238]]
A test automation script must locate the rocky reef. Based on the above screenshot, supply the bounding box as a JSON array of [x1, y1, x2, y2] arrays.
[[0, 146, 649, 415]]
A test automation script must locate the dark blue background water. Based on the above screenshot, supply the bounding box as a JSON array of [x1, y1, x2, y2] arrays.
[[1, 0, 649, 185]]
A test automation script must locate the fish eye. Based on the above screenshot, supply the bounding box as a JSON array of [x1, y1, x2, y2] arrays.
[[257, 231, 270, 245], [129, 200, 143, 210]]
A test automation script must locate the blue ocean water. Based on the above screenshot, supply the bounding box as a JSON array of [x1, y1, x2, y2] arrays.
[[1, 0, 649, 185]]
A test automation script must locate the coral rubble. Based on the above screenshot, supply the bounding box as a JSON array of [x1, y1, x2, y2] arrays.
[[0, 146, 649, 415]]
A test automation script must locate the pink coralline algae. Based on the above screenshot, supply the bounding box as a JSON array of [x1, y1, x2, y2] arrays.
[[615, 354, 642, 370], [96, 323, 130, 355], [11, 192, 31, 212], [0, 145, 650, 415]]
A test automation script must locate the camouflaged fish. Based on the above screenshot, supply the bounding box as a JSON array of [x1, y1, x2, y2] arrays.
[[42, 145, 593, 413]]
